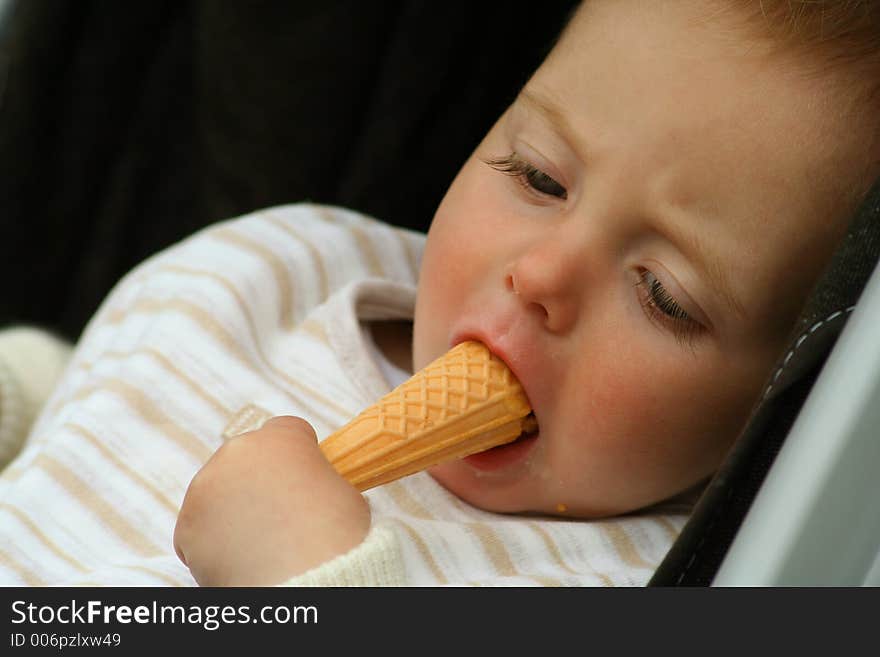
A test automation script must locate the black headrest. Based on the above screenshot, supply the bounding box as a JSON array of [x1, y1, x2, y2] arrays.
[[649, 177, 880, 586]]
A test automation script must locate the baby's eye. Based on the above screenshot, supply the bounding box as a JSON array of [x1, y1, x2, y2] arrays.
[[635, 268, 703, 343], [484, 152, 568, 200]]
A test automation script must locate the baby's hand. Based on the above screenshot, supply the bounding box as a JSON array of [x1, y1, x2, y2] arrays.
[[173, 416, 370, 586]]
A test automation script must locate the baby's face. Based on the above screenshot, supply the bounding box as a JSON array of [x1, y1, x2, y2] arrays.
[[413, 0, 876, 517]]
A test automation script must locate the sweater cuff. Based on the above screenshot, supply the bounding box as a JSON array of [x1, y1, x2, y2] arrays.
[[0, 327, 73, 469], [280, 524, 406, 587], [0, 357, 26, 469]]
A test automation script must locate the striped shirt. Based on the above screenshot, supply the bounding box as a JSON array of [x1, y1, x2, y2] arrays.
[[0, 204, 688, 586]]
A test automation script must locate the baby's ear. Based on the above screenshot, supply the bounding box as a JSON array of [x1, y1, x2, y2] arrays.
[[0, 326, 73, 471]]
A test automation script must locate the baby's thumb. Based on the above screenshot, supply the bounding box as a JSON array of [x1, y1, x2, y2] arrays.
[[262, 415, 319, 442]]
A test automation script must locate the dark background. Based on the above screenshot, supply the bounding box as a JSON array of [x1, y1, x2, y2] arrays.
[[0, 0, 577, 341]]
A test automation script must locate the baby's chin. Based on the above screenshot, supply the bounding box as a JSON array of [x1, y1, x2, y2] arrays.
[[427, 462, 645, 520], [427, 461, 532, 513], [427, 461, 588, 518]]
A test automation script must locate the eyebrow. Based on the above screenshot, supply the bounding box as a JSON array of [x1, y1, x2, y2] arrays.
[[517, 87, 747, 323], [518, 89, 582, 157]]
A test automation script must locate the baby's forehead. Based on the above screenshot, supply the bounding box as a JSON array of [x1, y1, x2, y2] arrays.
[[537, 2, 877, 192]]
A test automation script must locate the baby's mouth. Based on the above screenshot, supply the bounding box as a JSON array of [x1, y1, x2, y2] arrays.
[[504, 411, 539, 449], [464, 412, 540, 471], [517, 412, 539, 442]]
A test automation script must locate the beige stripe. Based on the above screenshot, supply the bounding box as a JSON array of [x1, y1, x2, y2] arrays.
[[102, 274, 346, 424], [0, 503, 89, 573], [94, 378, 213, 463], [48, 347, 232, 420], [526, 522, 613, 586], [441, 492, 481, 517], [312, 206, 340, 225], [298, 318, 331, 345], [594, 570, 614, 586], [349, 223, 386, 277], [465, 522, 517, 577], [384, 481, 435, 520], [387, 485, 556, 585], [599, 522, 653, 570], [393, 228, 422, 282], [379, 484, 455, 583], [1, 462, 25, 481], [104, 297, 237, 352], [463, 524, 552, 585], [36, 453, 164, 558], [134, 348, 232, 417], [389, 519, 448, 585], [468, 574, 563, 586], [525, 521, 581, 576], [210, 228, 295, 330], [66, 423, 179, 514], [314, 206, 384, 277], [81, 268, 155, 331], [386, 484, 546, 584], [654, 515, 683, 543], [3, 453, 41, 482], [0, 549, 46, 585], [264, 211, 330, 301]]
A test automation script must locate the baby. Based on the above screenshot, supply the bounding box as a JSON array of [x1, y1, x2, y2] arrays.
[[173, 0, 880, 585], [1, 0, 878, 587]]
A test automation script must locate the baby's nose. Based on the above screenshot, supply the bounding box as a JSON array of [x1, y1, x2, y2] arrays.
[[505, 241, 583, 334]]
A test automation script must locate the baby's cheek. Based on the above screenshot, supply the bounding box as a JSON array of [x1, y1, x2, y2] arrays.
[[582, 355, 665, 443], [554, 347, 718, 512], [571, 342, 710, 465]]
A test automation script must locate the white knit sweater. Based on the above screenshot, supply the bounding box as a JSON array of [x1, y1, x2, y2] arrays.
[[0, 204, 689, 586]]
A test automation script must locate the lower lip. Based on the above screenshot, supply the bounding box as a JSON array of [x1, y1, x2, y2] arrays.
[[463, 432, 539, 471]]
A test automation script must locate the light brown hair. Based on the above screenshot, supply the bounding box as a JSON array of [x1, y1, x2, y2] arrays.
[[728, 1, 880, 97], [728, 1, 880, 194]]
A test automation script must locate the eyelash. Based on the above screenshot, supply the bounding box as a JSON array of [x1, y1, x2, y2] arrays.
[[484, 152, 568, 200], [634, 268, 703, 345]]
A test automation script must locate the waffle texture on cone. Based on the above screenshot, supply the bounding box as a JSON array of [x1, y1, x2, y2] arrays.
[[320, 341, 533, 491]]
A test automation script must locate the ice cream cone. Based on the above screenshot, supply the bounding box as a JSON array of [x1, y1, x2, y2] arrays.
[[320, 341, 534, 491]]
